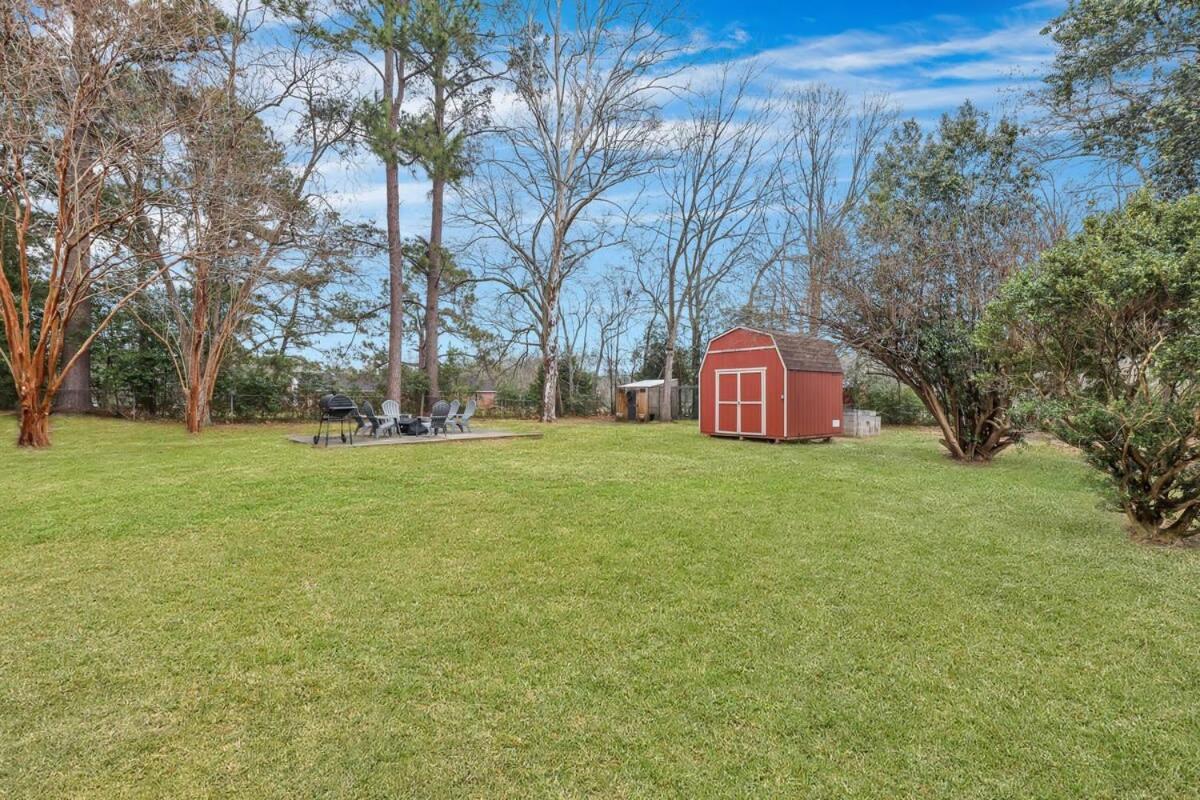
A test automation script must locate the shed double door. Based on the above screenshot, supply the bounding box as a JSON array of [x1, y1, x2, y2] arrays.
[[715, 368, 766, 436]]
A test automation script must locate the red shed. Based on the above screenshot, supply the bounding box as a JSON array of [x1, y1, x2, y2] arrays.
[[699, 327, 844, 442]]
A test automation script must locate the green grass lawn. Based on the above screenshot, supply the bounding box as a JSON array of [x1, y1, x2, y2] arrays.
[[1, 416, 1198, 798]]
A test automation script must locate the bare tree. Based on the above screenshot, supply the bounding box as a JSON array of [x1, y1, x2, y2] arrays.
[[0, 0, 208, 447], [592, 271, 639, 409], [637, 65, 779, 420], [127, 0, 353, 432], [782, 84, 894, 335], [458, 0, 677, 422]]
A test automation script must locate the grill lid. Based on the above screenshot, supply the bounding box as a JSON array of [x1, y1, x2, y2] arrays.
[[319, 394, 358, 417]]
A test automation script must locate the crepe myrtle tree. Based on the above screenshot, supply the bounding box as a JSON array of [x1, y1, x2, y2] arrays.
[[984, 191, 1200, 543], [0, 0, 212, 447], [127, 0, 354, 434]]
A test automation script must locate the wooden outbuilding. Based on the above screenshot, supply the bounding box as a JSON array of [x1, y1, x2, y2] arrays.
[[614, 379, 676, 422], [699, 327, 844, 442]]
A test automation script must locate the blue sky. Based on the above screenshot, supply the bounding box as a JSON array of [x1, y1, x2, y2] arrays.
[[320, 0, 1069, 363], [682, 0, 1055, 50], [677, 0, 1064, 119], [329, 0, 1068, 237]]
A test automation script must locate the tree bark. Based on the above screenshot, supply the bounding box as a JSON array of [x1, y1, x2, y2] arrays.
[[386, 160, 405, 403], [55, 5, 94, 414], [384, 47, 405, 405], [424, 173, 445, 404], [541, 343, 559, 423], [1125, 500, 1199, 543], [55, 220, 92, 414], [55, 293, 92, 413], [185, 381, 209, 434], [806, 253, 824, 337], [18, 401, 51, 448], [541, 285, 560, 423], [687, 306, 704, 378], [659, 261, 679, 422], [181, 327, 224, 433], [917, 383, 970, 461], [660, 343, 676, 423]]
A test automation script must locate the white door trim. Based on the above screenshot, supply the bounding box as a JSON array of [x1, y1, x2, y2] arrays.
[[714, 367, 766, 436], [714, 369, 739, 435]]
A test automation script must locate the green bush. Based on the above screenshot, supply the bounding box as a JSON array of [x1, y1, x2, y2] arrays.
[[529, 355, 601, 417], [856, 383, 933, 426], [985, 191, 1200, 542]]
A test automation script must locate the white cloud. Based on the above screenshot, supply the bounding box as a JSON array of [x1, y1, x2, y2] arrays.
[[681, 24, 752, 55], [331, 176, 434, 238], [664, 3, 1057, 119]]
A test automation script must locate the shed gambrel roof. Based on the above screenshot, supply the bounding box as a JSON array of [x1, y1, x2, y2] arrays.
[[766, 330, 843, 374]]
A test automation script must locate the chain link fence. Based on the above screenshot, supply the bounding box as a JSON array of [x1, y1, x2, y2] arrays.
[[9, 387, 677, 423], [22, 388, 543, 423]]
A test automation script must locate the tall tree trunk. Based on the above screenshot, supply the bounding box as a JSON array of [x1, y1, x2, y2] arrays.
[[55, 295, 91, 413], [660, 336, 676, 423], [560, 331, 576, 417], [542, 342, 558, 423], [608, 353, 617, 414], [805, 287, 822, 335], [385, 160, 404, 403], [659, 349, 675, 423], [384, 47, 405, 405], [661, 267, 678, 421], [424, 174, 445, 404], [182, 326, 227, 434], [55, 231, 91, 413], [54, 4, 94, 414], [181, 274, 209, 433], [806, 250, 824, 336], [541, 288, 559, 423], [689, 322, 703, 378]]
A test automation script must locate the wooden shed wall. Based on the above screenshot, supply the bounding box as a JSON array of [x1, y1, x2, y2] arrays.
[[615, 386, 669, 421], [787, 370, 844, 439], [614, 390, 629, 419]]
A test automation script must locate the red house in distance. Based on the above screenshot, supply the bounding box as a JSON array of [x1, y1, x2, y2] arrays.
[[699, 327, 844, 442]]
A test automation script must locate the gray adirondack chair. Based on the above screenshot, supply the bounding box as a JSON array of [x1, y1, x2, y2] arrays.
[[456, 398, 477, 432], [427, 400, 451, 436], [361, 401, 395, 437]]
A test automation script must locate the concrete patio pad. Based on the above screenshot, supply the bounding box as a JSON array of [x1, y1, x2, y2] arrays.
[[288, 428, 541, 447]]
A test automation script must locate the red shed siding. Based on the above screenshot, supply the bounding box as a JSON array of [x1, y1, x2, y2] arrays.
[[699, 328, 786, 439], [700, 326, 843, 441], [787, 370, 843, 438]]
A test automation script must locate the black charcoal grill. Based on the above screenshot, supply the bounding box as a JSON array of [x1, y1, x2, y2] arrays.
[[313, 393, 362, 446]]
